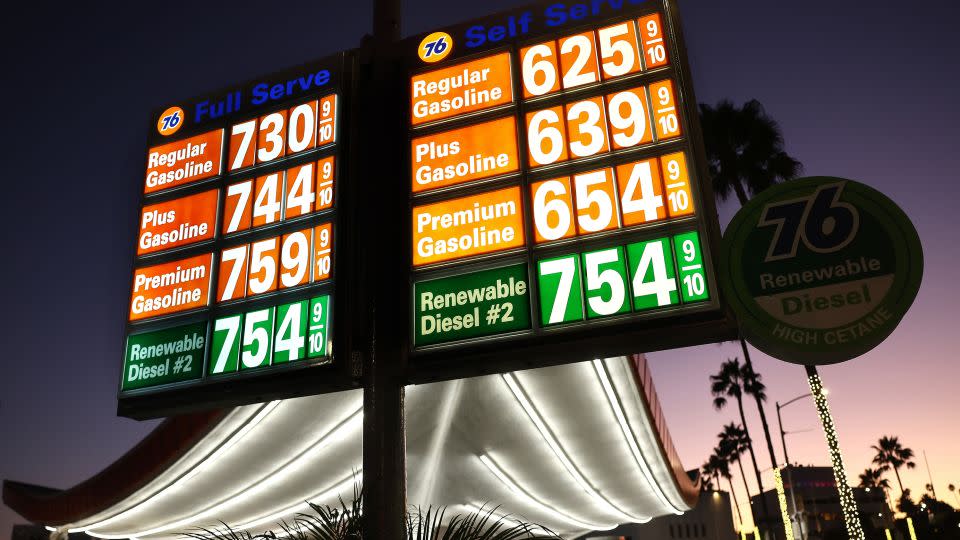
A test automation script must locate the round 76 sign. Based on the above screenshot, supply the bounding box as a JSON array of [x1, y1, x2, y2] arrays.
[[720, 177, 923, 365]]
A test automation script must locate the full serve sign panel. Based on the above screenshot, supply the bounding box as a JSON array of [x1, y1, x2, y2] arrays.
[[407, 0, 733, 374], [120, 53, 348, 406]]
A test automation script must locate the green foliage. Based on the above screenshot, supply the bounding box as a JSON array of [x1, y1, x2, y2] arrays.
[[182, 486, 559, 540]]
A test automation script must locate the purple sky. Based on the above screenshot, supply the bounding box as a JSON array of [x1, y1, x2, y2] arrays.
[[2, 0, 958, 534]]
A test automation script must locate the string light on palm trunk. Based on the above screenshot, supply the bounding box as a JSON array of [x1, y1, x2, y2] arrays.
[[807, 369, 864, 540]]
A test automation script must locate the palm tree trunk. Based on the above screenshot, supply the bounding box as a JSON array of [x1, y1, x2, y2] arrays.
[[736, 395, 771, 535], [732, 181, 750, 206], [740, 337, 782, 471], [737, 457, 753, 498], [728, 476, 745, 529], [893, 466, 905, 494]]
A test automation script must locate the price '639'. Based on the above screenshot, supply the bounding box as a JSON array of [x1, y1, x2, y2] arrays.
[[526, 79, 681, 168]]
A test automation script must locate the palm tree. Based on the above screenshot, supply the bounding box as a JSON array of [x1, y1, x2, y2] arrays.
[[859, 467, 894, 513], [710, 358, 771, 529], [718, 423, 754, 503], [701, 459, 718, 492], [949, 483, 958, 506], [698, 99, 802, 207], [709, 448, 745, 529], [699, 98, 801, 505], [740, 361, 781, 475], [872, 436, 917, 494]]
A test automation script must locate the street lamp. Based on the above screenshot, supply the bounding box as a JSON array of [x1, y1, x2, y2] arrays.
[[776, 391, 823, 540]]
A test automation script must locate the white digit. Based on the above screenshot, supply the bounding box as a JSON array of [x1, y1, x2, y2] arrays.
[[533, 180, 573, 241], [211, 315, 241, 373], [540, 257, 577, 324], [560, 34, 597, 88], [288, 103, 315, 153], [275, 303, 305, 361], [220, 246, 248, 301], [598, 23, 635, 78], [684, 273, 705, 296], [584, 249, 625, 316], [254, 174, 282, 225], [632, 241, 677, 306], [668, 190, 689, 212], [522, 44, 558, 96], [621, 161, 664, 222], [280, 232, 310, 288], [248, 239, 277, 295], [528, 109, 565, 165], [242, 309, 271, 368], [257, 112, 285, 162], [287, 164, 314, 216], [608, 90, 648, 148], [682, 239, 696, 262], [225, 182, 251, 233], [567, 100, 606, 157], [230, 120, 256, 170], [574, 170, 615, 233]]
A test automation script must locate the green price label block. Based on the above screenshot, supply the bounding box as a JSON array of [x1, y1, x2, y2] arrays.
[[308, 295, 331, 358], [275, 300, 309, 364], [241, 307, 274, 370], [415, 263, 531, 347], [673, 231, 710, 303], [627, 238, 680, 310], [210, 314, 243, 375], [122, 322, 206, 391], [537, 254, 584, 325], [582, 247, 631, 319]]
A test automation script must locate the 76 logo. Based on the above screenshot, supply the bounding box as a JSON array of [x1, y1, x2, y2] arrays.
[[758, 182, 860, 262], [418, 32, 453, 63]]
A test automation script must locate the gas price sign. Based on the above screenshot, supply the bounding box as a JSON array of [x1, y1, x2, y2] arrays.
[[119, 52, 353, 417], [406, 0, 735, 377]]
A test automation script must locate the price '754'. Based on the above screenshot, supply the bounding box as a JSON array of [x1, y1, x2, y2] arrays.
[[209, 295, 332, 374], [537, 231, 709, 325], [217, 223, 333, 302]]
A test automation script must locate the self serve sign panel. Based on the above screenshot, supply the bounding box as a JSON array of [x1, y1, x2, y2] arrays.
[[122, 53, 348, 405], [406, 0, 728, 362]]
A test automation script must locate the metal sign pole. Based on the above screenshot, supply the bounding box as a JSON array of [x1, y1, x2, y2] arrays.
[[362, 0, 406, 539], [805, 365, 865, 540]]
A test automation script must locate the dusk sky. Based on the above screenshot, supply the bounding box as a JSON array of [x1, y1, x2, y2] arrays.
[[2, 0, 958, 534]]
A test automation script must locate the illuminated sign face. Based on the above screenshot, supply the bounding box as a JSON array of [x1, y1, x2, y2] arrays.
[[406, 0, 726, 356], [123, 54, 346, 399]]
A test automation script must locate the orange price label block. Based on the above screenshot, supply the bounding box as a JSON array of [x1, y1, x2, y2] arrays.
[[411, 52, 513, 126], [313, 223, 333, 282], [144, 129, 223, 194], [316, 156, 336, 211], [411, 116, 519, 193], [257, 110, 288, 164], [650, 79, 682, 140], [253, 172, 283, 227], [531, 177, 575, 243], [615, 159, 666, 226], [558, 31, 600, 89], [597, 21, 641, 80], [138, 189, 218, 256], [317, 94, 337, 146], [520, 40, 561, 98], [638, 13, 669, 69], [565, 96, 610, 159], [572, 168, 620, 234], [527, 105, 569, 167], [280, 229, 312, 289], [660, 152, 695, 217], [130, 254, 213, 321], [228, 119, 257, 171], [286, 100, 318, 155], [413, 186, 525, 266], [247, 237, 280, 296], [285, 163, 316, 219]]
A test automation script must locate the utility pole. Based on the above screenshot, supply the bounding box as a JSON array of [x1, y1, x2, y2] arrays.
[[776, 401, 804, 540], [361, 0, 406, 539]]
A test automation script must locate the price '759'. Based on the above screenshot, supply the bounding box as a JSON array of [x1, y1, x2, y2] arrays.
[[217, 223, 333, 302]]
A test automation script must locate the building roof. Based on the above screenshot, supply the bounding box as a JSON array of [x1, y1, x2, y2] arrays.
[[4, 355, 697, 538]]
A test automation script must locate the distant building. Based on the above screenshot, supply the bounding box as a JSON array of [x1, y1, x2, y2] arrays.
[[750, 465, 891, 540], [579, 489, 739, 540]]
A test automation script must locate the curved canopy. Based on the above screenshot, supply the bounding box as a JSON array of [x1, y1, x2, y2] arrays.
[[5, 355, 696, 538]]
